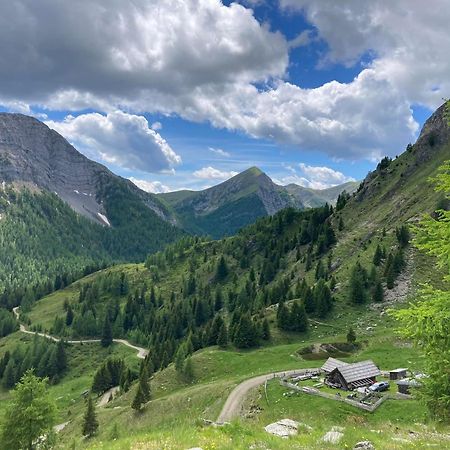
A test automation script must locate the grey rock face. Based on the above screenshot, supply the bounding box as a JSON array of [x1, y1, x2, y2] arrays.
[[0, 113, 171, 226]]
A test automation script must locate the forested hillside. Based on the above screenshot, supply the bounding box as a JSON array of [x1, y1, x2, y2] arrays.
[[25, 102, 450, 380], [0, 186, 183, 310]]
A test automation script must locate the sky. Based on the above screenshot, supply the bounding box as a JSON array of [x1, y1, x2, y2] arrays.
[[0, 0, 448, 192]]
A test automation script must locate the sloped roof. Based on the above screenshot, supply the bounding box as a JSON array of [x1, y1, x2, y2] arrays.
[[321, 357, 349, 373], [335, 360, 380, 383]]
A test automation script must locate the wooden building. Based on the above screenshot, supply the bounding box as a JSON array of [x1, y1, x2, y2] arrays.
[[389, 368, 408, 380], [321, 357, 348, 374], [324, 359, 381, 390]]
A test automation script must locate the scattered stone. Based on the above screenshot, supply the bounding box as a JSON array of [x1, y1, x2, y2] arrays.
[[264, 419, 299, 438], [322, 430, 344, 444], [354, 441, 375, 450]]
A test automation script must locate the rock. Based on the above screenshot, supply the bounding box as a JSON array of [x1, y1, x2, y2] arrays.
[[322, 430, 344, 444], [0, 113, 172, 225], [354, 441, 375, 449], [264, 419, 299, 438]]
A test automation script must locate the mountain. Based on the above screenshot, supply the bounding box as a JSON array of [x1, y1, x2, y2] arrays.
[[158, 166, 357, 238], [285, 180, 359, 208], [0, 113, 173, 226], [0, 113, 184, 304], [2, 103, 449, 449]]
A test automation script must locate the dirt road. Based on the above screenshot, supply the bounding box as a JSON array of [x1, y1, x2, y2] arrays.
[[12, 307, 148, 359], [217, 369, 311, 423]]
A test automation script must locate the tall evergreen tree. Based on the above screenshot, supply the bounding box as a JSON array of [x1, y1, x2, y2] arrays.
[[373, 244, 383, 266], [289, 301, 308, 332], [346, 327, 357, 344], [349, 262, 368, 304], [82, 396, 99, 438], [217, 322, 229, 348], [215, 256, 229, 282], [101, 313, 113, 347]]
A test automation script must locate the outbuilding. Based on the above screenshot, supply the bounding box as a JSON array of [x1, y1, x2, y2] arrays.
[[389, 368, 408, 380], [396, 377, 423, 395]]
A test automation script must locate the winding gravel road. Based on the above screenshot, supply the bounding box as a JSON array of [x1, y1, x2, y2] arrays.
[[217, 369, 311, 423], [12, 307, 148, 359]]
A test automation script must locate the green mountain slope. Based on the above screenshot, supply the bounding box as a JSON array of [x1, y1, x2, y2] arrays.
[[0, 113, 185, 307], [4, 103, 450, 449], [158, 166, 356, 238]]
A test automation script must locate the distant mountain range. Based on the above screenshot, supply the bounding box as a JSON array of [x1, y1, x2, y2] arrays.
[[157, 167, 358, 238]]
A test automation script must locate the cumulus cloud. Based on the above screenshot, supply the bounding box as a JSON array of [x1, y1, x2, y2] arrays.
[[0, 0, 286, 107], [46, 111, 181, 173], [0, 0, 448, 161], [129, 177, 171, 194], [193, 166, 239, 180], [208, 147, 231, 157], [276, 163, 355, 190], [280, 0, 450, 108]]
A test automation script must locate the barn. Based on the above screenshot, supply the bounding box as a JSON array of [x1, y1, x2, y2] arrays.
[[321, 357, 349, 374], [324, 360, 381, 390]]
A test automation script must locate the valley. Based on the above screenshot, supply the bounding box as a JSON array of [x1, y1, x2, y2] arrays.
[[0, 100, 449, 449]]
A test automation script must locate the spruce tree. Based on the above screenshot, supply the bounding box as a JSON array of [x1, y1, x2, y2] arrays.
[[261, 318, 271, 341], [372, 280, 384, 302], [55, 340, 67, 375], [304, 287, 315, 313], [276, 301, 290, 330], [101, 313, 113, 347], [131, 382, 146, 412], [139, 365, 151, 402], [217, 322, 229, 348], [349, 263, 368, 304], [233, 314, 258, 348], [215, 256, 229, 282], [82, 396, 98, 438], [290, 301, 308, 332], [346, 327, 357, 344], [373, 244, 383, 266], [65, 305, 74, 326]]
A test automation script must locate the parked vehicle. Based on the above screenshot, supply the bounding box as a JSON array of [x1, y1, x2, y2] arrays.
[[369, 381, 390, 392]]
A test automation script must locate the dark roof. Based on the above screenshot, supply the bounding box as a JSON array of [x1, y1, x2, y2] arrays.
[[321, 357, 349, 373], [333, 360, 380, 383]]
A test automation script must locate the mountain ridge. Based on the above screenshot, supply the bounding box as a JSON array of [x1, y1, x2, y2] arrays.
[[157, 165, 358, 237]]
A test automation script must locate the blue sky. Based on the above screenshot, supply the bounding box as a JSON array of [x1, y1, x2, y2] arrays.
[[0, 0, 446, 193]]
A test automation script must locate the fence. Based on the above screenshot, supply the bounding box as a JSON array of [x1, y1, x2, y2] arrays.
[[279, 380, 389, 412]]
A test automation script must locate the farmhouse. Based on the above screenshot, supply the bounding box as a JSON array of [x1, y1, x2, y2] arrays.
[[322, 358, 381, 390]]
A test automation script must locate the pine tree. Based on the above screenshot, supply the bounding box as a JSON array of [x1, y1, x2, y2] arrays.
[[217, 322, 229, 348], [314, 279, 333, 318], [289, 301, 308, 332], [346, 327, 357, 344], [233, 314, 258, 348], [139, 365, 151, 402], [349, 263, 368, 304], [276, 301, 290, 330], [131, 382, 146, 412], [215, 256, 229, 282], [55, 340, 67, 375], [65, 305, 74, 326], [372, 279, 384, 302], [304, 287, 315, 313], [101, 313, 113, 347], [182, 357, 194, 382], [373, 244, 383, 266], [261, 318, 271, 340], [82, 396, 98, 438]]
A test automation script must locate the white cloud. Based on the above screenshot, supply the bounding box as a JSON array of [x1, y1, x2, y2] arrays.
[[151, 121, 162, 131], [193, 166, 239, 180], [276, 163, 355, 190], [0, 0, 448, 162], [280, 0, 450, 108], [46, 111, 181, 173], [129, 177, 171, 194], [208, 147, 231, 157]]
